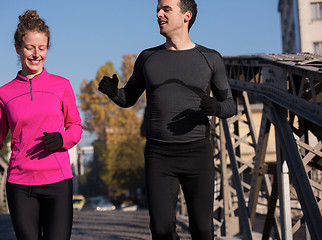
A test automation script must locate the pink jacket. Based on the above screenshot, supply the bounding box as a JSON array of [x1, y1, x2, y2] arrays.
[[0, 69, 83, 185]]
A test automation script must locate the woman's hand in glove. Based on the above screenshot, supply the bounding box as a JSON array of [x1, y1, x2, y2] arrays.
[[43, 132, 63, 151]]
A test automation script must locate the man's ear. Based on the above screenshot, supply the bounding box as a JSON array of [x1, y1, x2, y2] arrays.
[[184, 11, 192, 23]]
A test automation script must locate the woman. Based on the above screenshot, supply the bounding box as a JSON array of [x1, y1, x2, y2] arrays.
[[0, 10, 83, 240]]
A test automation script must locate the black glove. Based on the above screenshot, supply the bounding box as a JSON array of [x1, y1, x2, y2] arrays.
[[43, 132, 63, 151], [200, 96, 221, 116], [98, 74, 119, 97]]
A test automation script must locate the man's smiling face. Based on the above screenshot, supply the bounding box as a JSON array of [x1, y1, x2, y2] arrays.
[[157, 0, 188, 38]]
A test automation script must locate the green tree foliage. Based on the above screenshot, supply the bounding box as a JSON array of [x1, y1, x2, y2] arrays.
[[79, 54, 146, 200], [79, 61, 117, 140], [103, 108, 145, 198], [78, 140, 109, 197]]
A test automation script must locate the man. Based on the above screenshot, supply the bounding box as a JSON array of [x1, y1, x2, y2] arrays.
[[98, 0, 236, 239]]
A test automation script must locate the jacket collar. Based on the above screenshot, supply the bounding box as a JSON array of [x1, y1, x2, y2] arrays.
[[15, 68, 48, 82]]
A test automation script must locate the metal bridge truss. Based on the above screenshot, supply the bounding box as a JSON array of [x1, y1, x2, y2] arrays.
[[177, 53, 322, 239], [206, 53, 322, 239]]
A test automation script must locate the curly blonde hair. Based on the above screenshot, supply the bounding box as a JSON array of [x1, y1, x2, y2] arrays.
[[14, 10, 50, 48]]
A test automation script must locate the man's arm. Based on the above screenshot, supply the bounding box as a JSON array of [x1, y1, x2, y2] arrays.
[[200, 53, 236, 118], [98, 55, 146, 108]]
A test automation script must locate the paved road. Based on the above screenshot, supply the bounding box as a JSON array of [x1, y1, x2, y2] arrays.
[[0, 209, 192, 240], [0, 210, 306, 239]]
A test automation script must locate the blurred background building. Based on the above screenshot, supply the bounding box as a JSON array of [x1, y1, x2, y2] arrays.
[[279, 0, 322, 54]]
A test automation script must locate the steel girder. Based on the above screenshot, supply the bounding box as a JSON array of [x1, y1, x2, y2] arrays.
[[206, 53, 322, 239], [62, 52, 319, 238]]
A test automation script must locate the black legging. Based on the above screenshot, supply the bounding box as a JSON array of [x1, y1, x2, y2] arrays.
[[6, 179, 73, 240], [145, 139, 215, 240]]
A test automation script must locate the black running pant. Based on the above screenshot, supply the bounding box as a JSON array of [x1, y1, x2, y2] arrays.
[[145, 139, 214, 240], [6, 179, 73, 240]]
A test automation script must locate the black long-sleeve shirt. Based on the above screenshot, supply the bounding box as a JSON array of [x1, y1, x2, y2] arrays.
[[111, 44, 236, 143]]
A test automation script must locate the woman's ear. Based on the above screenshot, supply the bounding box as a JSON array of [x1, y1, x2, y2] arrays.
[[15, 44, 21, 55]]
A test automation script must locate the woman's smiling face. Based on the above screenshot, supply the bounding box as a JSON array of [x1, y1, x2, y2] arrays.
[[16, 31, 48, 79]]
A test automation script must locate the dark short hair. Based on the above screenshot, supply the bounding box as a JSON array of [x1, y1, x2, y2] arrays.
[[179, 0, 197, 30]]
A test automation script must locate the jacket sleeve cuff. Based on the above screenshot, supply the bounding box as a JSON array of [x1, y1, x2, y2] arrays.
[[60, 124, 83, 150]]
